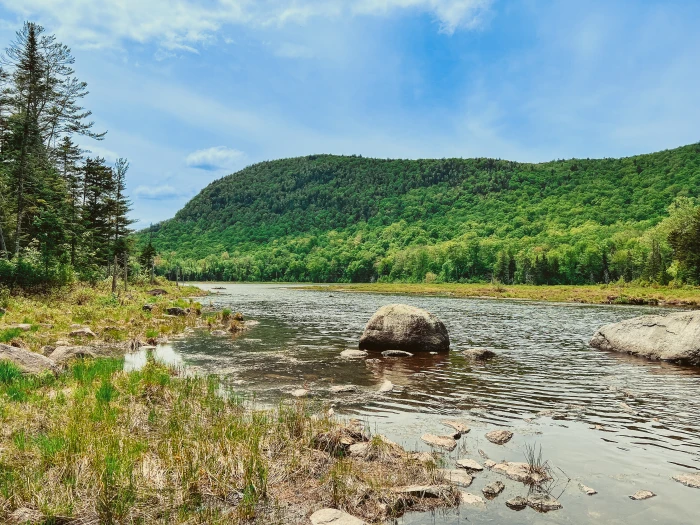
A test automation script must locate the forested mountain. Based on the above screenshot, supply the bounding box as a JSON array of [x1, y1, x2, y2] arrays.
[[146, 144, 700, 285]]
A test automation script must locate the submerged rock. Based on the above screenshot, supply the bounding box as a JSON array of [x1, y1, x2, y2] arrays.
[[359, 304, 450, 353], [0, 343, 58, 374], [340, 349, 368, 359], [381, 349, 414, 357], [527, 493, 562, 511], [486, 430, 513, 445], [441, 420, 470, 435], [462, 348, 496, 360], [673, 473, 700, 488], [421, 434, 457, 451], [579, 483, 598, 495], [629, 490, 656, 501], [491, 462, 549, 484], [590, 310, 700, 365], [310, 508, 366, 525]]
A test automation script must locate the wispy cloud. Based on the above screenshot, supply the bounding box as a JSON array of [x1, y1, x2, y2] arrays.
[[133, 184, 191, 200], [185, 146, 245, 171], [2, 0, 493, 50]]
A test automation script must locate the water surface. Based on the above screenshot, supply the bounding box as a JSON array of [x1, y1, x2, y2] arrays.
[[139, 283, 700, 524]]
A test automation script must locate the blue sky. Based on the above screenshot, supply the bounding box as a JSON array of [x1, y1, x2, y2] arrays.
[[1, 0, 698, 226]]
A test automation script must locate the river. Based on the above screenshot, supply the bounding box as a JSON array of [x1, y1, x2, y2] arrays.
[[128, 283, 700, 524]]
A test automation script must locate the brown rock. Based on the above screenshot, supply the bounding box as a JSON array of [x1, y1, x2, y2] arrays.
[[486, 430, 513, 444]]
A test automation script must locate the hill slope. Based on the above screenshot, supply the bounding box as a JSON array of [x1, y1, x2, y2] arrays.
[[145, 144, 700, 284]]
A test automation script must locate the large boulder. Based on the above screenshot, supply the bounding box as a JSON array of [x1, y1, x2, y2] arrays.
[[0, 343, 59, 374], [49, 346, 97, 365], [590, 310, 700, 365], [359, 304, 449, 352]]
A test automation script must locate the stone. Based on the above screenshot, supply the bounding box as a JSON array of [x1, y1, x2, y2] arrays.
[[310, 508, 366, 525], [210, 330, 228, 336], [485, 430, 513, 445], [438, 469, 473, 487], [392, 485, 452, 498], [8, 507, 44, 525], [330, 385, 357, 393], [10, 323, 32, 332], [629, 490, 656, 501], [41, 345, 55, 356], [491, 462, 549, 484], [291, 389, 308, 397], [421, 434, 457, 451], [673, 473, 700, 488], [579, 483, 597, 495], [441, 420, 470, 435], [459, 492, 486, 507], [462, 348, 496, 360], [142, 304, 154, 312], [590, 310, 700, 365], [49, 346, 96, 365], [456, 458, 484, 471], [505, 496, 528, 510], [359, 304, 450, 353], [484, 459, 497, 469], [0, 343, 58, 374], [69, 327, 96, 338], [378, 380, 394, 393], [527, 493, 562, 511], [482, 481, 505, 498], [166, 307, 188, 316], [340, 349, 368, 359], [147, 289, 168, 296], [381, 349, 414, 357], [348, 442, 370, 457]]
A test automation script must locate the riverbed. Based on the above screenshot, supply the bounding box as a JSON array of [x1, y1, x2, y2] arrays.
[[129, 283, 700, 524]]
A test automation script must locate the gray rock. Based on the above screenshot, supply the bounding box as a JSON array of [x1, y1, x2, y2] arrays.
[[441, 420, 470, 435], [49, 346, 96, 365], [505, 495, 528, 510], [527, 493, 562, 511], [340, 349, 367, 359], [381, 349, 414, 357], [486, 430, 513, 444], [459, 492, 486, 507], [673, 473, 700, 488], [10, 323, 32, 332], [482, 480, 505, 498], [491, 462, 549, 484], [310, 508, 366, 525], [0, 343, 58, 374], [590, 310, 700, 365], [147, 289, 168, 296], [69, 327, 96, 338], [629, 490, 656, 501], [462, 348, 496, 360], [438, 469, 474, 487], [484, 459, 497, 469], [359, 304, 450, 353], [421, 434, 457, 451], [291, 389, 308, 398], [579, 483, 597, 495], [456, 458, 484, 471]]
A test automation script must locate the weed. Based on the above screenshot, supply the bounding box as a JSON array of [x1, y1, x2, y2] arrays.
[[0, 360, 22, 384], [0, 328, 22, 343]]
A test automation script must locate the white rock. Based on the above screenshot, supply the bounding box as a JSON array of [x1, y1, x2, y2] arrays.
[[673, 473, 700, 489], [69, 327, 96, 338], [459, 492, 486, 507], [491, 462, 549, 484], [291, 389, 308, 397], [421, 434, 457, 451], [330, 385, 357, 393], [438, 469, 473, 487], [378, 380, 394, 393], [629, 490, 656, 501], [392, 485, 451, 497], [310, 508, 366, 525], [456, 458, 484, 471], [579, 483, 597, 495], [340, 349, 368, 359], [441, 420, 470, 435]]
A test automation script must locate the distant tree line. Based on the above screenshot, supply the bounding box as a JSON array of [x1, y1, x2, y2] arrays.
[[0, 22, 135, 289]]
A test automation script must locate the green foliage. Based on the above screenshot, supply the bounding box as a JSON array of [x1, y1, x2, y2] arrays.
[[0, 360, 23, 384], [144, 145, 700, 285], [0, 328, 23, 343]]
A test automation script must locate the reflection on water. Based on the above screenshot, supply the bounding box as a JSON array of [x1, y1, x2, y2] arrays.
[[135, 283, 700, 524], [124, 344, 184, 372]]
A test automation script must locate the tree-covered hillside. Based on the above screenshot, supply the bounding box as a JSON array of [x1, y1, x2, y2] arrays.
[[145, 144, 700, 285]]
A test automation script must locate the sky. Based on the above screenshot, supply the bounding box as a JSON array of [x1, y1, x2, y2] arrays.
[[0, 0, 699, 226]]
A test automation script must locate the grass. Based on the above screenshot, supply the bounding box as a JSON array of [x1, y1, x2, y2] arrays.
[[0, 279, 205, 354], [311, 282, 700, 306], [0, 357, 458, 524]]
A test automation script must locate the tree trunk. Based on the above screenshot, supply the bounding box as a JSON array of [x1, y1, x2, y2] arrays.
[[112, 254, 118, 293], [0, 221, 7, 258]]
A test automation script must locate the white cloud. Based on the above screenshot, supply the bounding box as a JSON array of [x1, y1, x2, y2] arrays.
[[133, 184, 190, 200], [2, 0, 493, 50], [185, 146, 245, 171]]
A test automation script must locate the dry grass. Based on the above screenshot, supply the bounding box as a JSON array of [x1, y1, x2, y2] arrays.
[[0, 280, 205, 353], [0, 358, 458, 524], [312, 282, 700, 307]]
